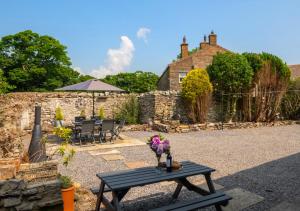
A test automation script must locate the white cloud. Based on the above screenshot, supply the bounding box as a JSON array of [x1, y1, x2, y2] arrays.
[[137, 27, 151, 43], [90, 36, 135, 78]]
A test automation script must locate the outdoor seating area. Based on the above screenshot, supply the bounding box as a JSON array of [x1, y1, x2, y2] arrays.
[[1, 2, 300, 211], [72, 117, 125, 145]]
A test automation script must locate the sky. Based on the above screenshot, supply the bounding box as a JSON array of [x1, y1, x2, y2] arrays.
[[1, 0, 300, 78]]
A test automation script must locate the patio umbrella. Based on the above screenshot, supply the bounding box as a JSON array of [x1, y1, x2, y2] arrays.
[[56, 79, 125, 117]]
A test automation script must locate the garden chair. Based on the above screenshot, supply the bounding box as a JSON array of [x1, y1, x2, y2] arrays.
[[78, 120, 95, 145], [113, 119, 125, 139], [75, 116, 86, 123], [99, 119, 115, 143]]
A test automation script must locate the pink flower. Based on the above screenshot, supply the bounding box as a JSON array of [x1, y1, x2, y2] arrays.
[[156, 143, 164, 155]]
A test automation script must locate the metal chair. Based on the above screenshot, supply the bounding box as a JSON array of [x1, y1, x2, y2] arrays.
[[78, 120, 95, 145], [75, 116, 86, 123], [114, 119, 125, 139], [99, 120, 115, 143]]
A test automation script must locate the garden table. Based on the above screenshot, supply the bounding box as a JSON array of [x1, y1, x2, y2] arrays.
[[94, 161, 229, 211]]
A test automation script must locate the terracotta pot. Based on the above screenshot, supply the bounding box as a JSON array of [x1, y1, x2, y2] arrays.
[[61, 186, 75, 211]]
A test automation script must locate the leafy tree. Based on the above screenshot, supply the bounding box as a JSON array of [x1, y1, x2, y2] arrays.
[[102, 71, 159, 93], [0, 30, 90, 91], [181, 69, 213, 123], [207, 52, 253, 121], [0, 69, 13, 94]]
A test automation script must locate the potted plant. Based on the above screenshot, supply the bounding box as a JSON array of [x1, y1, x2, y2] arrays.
[[49, 127, 76, 211], [59, 175, 75, 211], [55, 106, 64, 127], [79, 109, 86, 118], [98, 106, 105, 120]]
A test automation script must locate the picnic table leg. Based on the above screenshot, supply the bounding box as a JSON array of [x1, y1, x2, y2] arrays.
[[172, 181, 183, 199], [112, 191, 122, 211], [205, 173, 223, 211], [95, 182, 105, 211]]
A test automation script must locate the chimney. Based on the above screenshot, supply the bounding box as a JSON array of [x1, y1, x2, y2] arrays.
[[208, 30, 217, 46], [180, 36, 189, 58], [200, 35, 209, 49]]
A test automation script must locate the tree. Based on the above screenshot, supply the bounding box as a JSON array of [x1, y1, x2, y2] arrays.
[[207, 52, 254, 121], [0, 69, 13, 94], [0, 30, 89, 91], [181, 69, 213, 123], [243, 52, 291, 121], [102, 71, 159, 93]]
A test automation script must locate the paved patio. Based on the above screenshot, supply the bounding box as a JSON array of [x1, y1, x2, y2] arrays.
[[59, 124, 300, 210]]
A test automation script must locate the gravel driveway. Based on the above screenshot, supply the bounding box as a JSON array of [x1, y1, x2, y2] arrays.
[[59, 124, 300, 210]]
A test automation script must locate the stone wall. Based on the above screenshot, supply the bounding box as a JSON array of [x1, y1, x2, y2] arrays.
[[0, 160, 62, 210], [0, 179, 62, 211], [0, 91, 198, 134]]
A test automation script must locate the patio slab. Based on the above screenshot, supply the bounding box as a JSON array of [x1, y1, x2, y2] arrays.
[[88, 149, 121, 156], [223, 188, 264, 211], [101, 154, 124, 161], [46, 134, 145, 156]]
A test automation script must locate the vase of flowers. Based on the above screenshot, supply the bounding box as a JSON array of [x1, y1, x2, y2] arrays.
[[148, 134, 170, 167]]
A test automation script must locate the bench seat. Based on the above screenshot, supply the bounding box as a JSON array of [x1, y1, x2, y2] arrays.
[[150, 192, 231, 211]]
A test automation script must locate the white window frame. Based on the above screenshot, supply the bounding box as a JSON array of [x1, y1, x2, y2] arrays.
[[179, 72, 187, 83]]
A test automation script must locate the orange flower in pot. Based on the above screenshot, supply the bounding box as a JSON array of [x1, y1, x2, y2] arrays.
[[60, 175, 75, 211]]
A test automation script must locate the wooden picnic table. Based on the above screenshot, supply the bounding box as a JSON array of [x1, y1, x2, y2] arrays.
[[93, 161, 231, 211]]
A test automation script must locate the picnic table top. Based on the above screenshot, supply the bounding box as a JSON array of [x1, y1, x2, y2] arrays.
[[96, 161, 215, 191]]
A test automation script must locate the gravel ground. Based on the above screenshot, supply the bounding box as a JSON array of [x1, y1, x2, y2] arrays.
[[59, 124, 300, 210]]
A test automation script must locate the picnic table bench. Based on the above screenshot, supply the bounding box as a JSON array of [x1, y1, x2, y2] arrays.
[[91, 161, 231, 211]]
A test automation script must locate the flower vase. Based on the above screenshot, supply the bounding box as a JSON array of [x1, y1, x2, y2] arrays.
[[156, 156, 161, 168]]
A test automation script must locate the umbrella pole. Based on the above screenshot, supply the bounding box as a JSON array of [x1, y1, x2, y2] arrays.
[[92, 91, 95, 118]]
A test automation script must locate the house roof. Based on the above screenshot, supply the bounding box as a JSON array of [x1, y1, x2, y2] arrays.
[[288, 64, 300, 79], [56, 79, 125, 92]]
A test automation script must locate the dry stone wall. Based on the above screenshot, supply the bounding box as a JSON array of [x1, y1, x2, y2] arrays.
[[0, 91, 200, 135]]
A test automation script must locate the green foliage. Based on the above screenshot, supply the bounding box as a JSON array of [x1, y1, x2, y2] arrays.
[[281, 78, 300, 120], [79, 109, 86, 117], [177, 47, 198, 59], [0, 30, 91, 91], [53, 127, 75, 166], [181, 69, 213, 123], [59, 175, 73, 189], [259, 52, 291, 78], [242, 53, 263, 74], [55, 106, 64, 121], [0, 69, 13, 94], [181, 69, 213, 103], [207, 52, 254, 93], [102, 71, 159, 93], [115, 95, 139, 124], [98, 106, 105, 119]]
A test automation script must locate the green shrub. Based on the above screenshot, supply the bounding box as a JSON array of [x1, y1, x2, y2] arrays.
[[59, 175, 73, 189], [98, 106, 105, 119], [281, 78, 300, 120], [181, 69, 213, 123], [55, 106, 64, 121], [115, 95, 139, 124], [79, 109, 86, 118]]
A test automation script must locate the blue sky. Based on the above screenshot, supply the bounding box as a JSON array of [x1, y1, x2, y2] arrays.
[[1, 0, 299, 77]]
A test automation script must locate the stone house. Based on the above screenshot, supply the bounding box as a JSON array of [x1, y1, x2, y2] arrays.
[[288, 64, 300, 80], [157, 32, 229, 91]]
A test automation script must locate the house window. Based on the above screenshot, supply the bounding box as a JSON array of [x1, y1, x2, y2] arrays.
[[179, 72, 187, 83]]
